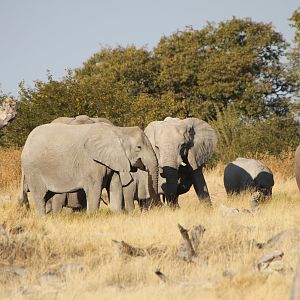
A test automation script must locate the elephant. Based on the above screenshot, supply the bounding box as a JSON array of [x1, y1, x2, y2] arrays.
[[223, 157, 274, 196], [19, 122, 158, 215], [19, 115, 114, 213], [47, 115, 113, 213], [144, 117, 217, 206], [296, 145, 300, 192]]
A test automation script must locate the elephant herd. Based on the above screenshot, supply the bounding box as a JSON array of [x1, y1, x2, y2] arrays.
[[18, 115, 300, 215]]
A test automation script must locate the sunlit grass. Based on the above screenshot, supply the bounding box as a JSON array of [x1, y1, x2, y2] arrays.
[[0, 148, 299, 299]]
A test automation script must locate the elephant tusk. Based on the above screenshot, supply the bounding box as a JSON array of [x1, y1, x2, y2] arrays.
[[180, 161, 187, 167]]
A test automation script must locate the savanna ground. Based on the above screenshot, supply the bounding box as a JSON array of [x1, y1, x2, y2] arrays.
[[0, 148, 299, 300]]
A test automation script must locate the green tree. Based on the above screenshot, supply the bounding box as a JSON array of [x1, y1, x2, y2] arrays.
[[154, 18, 295, 120], [76, 46, 159, 96]]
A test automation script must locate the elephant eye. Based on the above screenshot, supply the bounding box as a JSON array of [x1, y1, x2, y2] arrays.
[[136, 145, 142, 151]]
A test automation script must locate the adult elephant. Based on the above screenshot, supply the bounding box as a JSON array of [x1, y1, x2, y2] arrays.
[[19, 122, 158, 215], [296, 145, 300, 192], [19, 115, 114, 213], [144, 117, 217, 206], [223, 157, 274, 196], [48, 115, 113, 212]]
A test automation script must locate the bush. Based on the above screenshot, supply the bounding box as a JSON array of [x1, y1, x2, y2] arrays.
[[209, 105, 300, 163]]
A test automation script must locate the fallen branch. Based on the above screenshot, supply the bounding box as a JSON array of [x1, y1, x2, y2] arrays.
[[177, 224, 196, 261], [112, 240, 147, 257], [256, 230, 300, 249]]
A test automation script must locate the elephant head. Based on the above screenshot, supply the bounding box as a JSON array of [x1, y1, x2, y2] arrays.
[[116, 126, 159, 198], [144, 117, 217, 204], [85, 124, 158, 198]]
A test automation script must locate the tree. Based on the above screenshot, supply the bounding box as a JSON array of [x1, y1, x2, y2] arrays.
[[154, 18, 295, 120]]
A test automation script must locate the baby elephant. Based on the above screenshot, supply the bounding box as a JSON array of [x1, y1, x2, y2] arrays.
[[224, 157, 274, 196]]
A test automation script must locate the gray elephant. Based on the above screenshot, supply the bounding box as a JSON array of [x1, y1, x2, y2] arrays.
[[19, 122, 158, 215], [296, 145, 300, 192], [144, 117, 217, 206], [47, 115, 114, 213], [223, 157, 274, 196]]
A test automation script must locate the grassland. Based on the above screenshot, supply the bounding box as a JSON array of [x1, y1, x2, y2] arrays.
[[0, 148, 299, 300]]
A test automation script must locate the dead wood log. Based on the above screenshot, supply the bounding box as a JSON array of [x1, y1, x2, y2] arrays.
[[256, 250, 284, 272], [256, 230, 300, 249], [112, 240, 147, 257], [111, 240, 165, 257]]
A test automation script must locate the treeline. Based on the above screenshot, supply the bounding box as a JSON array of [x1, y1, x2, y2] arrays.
[[1, 15, 300, 162]]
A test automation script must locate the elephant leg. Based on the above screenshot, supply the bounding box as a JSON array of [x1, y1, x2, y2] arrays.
[[192, 167, 211, 205], [85, 183, 102, 213], [29, 184, 47, 215], [109, 173, 124, 212], [51, 194, 67, 213], [123, 183, 136, 211]]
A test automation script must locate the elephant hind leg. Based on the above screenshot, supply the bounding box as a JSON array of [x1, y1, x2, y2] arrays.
[[192, 167, 212, 206], [26, 175, 50, 215]]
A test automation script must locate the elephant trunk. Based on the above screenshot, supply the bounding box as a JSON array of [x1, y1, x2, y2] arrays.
[[141, 139, 159, 206], [159, 149, 180, 205]]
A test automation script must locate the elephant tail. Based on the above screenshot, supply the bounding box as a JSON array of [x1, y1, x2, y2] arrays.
[[18, 168, 30, 209]]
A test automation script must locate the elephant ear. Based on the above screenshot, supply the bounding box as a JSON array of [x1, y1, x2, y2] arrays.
[[84, 124, 131, 172], [184, 118, 217, 170], [144, 121, 163, 148]]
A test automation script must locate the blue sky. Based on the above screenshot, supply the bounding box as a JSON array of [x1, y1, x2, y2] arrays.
[[0, 0, 299, 97]]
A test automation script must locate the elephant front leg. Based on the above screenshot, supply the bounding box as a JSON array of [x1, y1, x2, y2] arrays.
[[122, 183, 135, 211], [192, 167, 212, 206], [85, 182, 102, 212], [109, 173, 124, 212]]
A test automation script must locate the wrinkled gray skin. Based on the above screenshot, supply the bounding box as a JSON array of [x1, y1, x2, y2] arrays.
[[19, 122, 158, 215], [144, 117, 217, 207], [224, 157, 274, 196], [296, 145, 300, 192], [47, 115, 114, 213]]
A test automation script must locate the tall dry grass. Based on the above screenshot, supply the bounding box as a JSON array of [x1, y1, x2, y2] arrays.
[[0, 148, 299, 299]]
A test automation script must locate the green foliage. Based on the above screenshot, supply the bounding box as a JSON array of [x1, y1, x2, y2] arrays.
[[210, 105, 300, 163], [154, 19, 295, 120]]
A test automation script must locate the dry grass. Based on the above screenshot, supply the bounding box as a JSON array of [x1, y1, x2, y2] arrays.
[[0, 148, 299, 299]]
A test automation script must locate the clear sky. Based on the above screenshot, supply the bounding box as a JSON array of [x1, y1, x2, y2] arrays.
[[0, 0, 299, 97]]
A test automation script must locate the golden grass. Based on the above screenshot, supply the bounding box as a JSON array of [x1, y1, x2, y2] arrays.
[[0, 148, 299, 299]]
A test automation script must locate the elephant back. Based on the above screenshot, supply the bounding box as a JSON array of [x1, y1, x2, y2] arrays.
[[232, 158, 273, 180]]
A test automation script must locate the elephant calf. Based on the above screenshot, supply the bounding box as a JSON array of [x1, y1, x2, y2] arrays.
[[224, 157, 274, 196]]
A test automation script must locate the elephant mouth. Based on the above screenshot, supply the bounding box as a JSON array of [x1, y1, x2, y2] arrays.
[[132, 158, 146, 171]]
